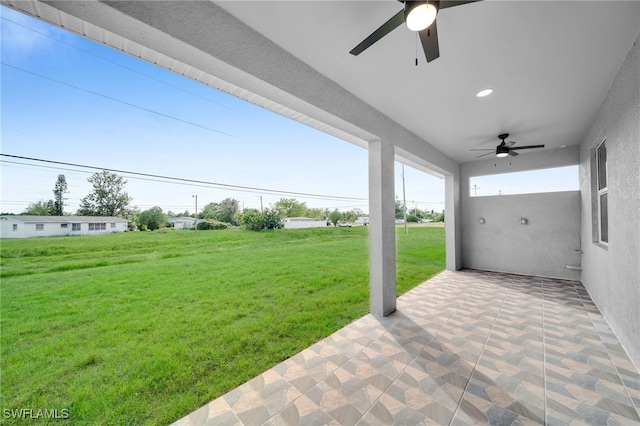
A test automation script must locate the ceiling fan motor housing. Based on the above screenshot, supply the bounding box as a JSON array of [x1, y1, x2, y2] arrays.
[[496, 144, 510, 157]]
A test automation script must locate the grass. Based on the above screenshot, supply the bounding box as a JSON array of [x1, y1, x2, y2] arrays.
[[0, 225, 444, 425]]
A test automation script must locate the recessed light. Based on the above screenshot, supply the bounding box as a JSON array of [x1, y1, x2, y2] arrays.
[[476, 88, 493, 98], [560, 145, 567, 148]]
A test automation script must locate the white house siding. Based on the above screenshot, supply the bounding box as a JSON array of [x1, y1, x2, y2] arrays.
[[0, 216, 128, 239], [167, 217, 196, 230], [283, 218, 327, 229]]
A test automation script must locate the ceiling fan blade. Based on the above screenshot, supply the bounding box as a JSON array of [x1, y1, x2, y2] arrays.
[[509, 150, 519, 157], [506, 141, 516, 147], [418, 19, 440, 62], [439, 0, 482, 10], [511, 144, 545, 150], [350, 9, 405, 56], [475, 152, 494, 158]]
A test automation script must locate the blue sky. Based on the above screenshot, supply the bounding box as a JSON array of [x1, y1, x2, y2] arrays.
[[1, 5, 446, 215]]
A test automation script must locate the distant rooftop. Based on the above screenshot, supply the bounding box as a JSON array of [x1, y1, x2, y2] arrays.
[[1, 216, 128, 223]]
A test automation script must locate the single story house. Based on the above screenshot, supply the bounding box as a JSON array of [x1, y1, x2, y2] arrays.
[[0, 216, 129, 238], [283, 217, 327, 229], [167, 216, 196, 230]]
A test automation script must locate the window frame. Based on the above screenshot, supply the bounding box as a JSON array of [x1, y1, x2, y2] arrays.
[[89, 222, 106, 231], [596, 138, 608, 245], [35, 223, 44, 231], [72, 223, 81, 231]]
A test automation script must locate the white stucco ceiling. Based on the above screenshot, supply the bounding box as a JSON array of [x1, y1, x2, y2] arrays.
[[216, 1, 640, 163]]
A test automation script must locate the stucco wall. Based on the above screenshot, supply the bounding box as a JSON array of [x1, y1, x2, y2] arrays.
[[579, 33, 640, 369], [461, 147, 581, 279], [461, 191, 581, 279]]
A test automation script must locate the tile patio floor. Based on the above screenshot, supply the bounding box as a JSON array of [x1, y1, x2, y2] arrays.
[[173, 269, 640, 425]]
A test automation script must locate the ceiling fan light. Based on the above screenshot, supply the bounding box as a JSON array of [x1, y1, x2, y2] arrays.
[[496, 145, 510, 157], [405, 2, 437, 32]]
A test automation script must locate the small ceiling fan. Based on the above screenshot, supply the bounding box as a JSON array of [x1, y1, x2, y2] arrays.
[[471, 134, 545, 158], [350, 1, 481, 63]]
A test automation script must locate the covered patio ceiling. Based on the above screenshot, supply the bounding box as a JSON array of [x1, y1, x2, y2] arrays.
[[217, 1, 640, 163]]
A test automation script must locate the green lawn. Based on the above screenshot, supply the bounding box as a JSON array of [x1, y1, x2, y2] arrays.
[[0, 225, 444, 425]]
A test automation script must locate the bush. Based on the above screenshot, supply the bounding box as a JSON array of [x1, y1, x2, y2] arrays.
[[263, 208, 283, 230], [196, 219, 228, 230], [240, 208, 283, 231], [240, 209, 264, 231], [137, 206, 167, 231], [407, 214, 420, 223]]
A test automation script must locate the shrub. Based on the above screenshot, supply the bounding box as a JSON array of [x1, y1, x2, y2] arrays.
[[407, 214, 420, 223], [240, 208, 282, 231], [137, 206, 167, 231], [263, 208, 283, 230], [196, 219, 229, 230], [240, 209, 264, 231]]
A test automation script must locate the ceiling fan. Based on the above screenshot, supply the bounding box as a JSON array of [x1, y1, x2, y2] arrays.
[[349, 1, 481, 63], [471, 134, 545, 158]]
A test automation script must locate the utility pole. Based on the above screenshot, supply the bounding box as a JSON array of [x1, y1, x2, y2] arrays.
[[473, 184, 480, 197], [259, 196, 263, 213], [402, 164, 408, 235], [192, 194, 198, 230]]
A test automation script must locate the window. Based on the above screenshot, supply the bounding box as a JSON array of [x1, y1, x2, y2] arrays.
[[89, 223, 106, 231], [596, 139, 608, 243], [61, 223, 68, 229], [72, 223, 81, 231], [12, 224, 17, 231], [36, 224, 44, 231], [469, 166, 579, 197], [111, 222, 116, 228]]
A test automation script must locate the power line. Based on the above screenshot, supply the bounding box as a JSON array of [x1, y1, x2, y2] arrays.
[[1, 16, 240, 113], [1, 62, 237, 139], [0, 154, 369, 202]]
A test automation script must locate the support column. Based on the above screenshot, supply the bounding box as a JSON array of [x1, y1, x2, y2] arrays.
[[368, 139, 396, 317], [445, 172, 462, 271]]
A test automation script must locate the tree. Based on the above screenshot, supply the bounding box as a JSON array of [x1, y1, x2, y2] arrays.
[[342, 210, 358, 223], [406, 214, 420, 223], [274, 198, 307, 218], [240, 208, 264, 231], [240, 208, 282, 231], [51, 174, 68, 216], [329, 210, 343, 226], [198, 198, 240, 225], [125, 207, 141, 231], [137, 206, 167, 231], [263, 208, 283, 229], [198, 202, 217, 220], [306, 208, 325, 220], [23, 200, 53, 215], [217, 198, 240, 225], [77, 171, 132, 217], [395, 200, 405, 219]]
